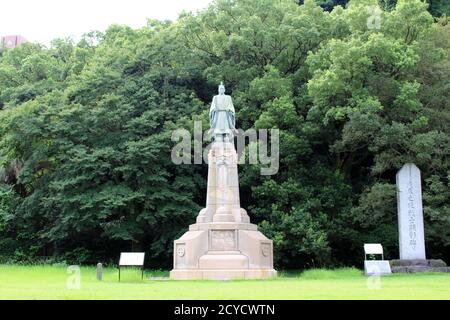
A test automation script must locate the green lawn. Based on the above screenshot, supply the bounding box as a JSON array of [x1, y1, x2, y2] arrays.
[[0, 265, 449, 300]]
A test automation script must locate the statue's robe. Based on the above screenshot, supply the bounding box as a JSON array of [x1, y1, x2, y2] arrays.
[[209, 94, 235, 136]]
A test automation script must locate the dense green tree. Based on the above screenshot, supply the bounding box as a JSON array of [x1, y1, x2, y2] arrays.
[[303, 0, 450, 16], [0, 0, 449, 267]]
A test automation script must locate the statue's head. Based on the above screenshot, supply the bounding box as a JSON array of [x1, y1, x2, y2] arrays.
[[218, 82, 225, 95]]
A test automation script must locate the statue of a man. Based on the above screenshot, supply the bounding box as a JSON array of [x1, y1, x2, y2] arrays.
[[209, 82, 235, 141]]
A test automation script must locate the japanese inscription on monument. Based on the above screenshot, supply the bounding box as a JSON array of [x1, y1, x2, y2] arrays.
[[396, 163, 426, 260]]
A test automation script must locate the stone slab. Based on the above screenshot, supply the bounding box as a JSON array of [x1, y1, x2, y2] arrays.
[[390, 259, 447, 267], [391, 266, 450, 273], [364, 261, 392, 276], [198, 254, 249, 269], [170, 269, 278, 280], [390, 259, 450, 273]]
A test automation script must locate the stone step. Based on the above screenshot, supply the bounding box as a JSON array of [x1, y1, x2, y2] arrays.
[[391, 266, 450, 273], [390, 259, 447, 267]]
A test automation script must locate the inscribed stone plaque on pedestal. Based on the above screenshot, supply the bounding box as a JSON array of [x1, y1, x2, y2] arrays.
[[210, 230, 236, 251], [396, 163, 426, 260]]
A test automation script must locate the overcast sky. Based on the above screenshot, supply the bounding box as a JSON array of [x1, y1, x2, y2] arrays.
[[0, 0, 212, 45]]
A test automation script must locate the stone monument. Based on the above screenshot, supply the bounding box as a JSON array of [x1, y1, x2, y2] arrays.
[[390, 163, 450, 273], [396, 163, 426, 260], [170, 83, 277, 280]]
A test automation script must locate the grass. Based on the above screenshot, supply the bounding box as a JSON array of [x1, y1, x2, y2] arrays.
[[0, 265, 449, 300]]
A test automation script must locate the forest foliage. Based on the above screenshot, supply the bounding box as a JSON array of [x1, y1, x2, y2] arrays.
[[0, 0, 449, 268]]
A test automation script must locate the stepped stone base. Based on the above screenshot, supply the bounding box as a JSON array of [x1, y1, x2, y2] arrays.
[[390, 259, 450, 273], [170, 269, 277, 280], [170, 222, 276, 280]]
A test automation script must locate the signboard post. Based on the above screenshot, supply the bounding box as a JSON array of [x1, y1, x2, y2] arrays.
[[118, 252, 145, 281], [363, 243, 391, 276]]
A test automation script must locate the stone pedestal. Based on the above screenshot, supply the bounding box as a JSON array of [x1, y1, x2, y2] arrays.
[[170, 141, 277, 280], [390, 259, 450, 273]]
